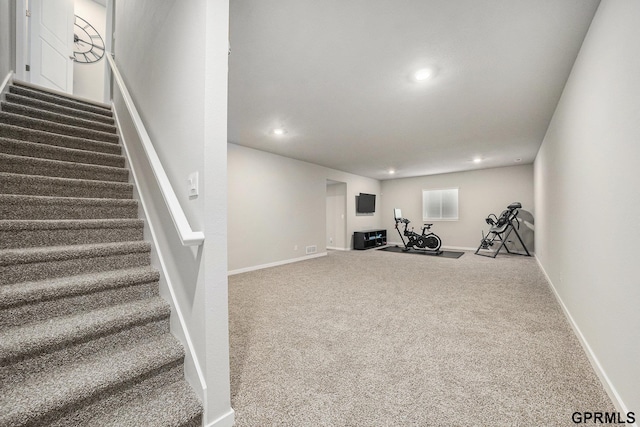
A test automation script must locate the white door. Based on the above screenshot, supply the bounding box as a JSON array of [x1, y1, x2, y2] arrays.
[[29, 0, 74, 93]]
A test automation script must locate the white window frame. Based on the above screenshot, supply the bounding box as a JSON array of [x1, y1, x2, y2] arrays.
[[422, 188, 459, 221]]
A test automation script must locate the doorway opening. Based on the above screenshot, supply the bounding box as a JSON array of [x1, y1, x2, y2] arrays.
[[16, 0, 112, 103], [326, 180, 347, 251]]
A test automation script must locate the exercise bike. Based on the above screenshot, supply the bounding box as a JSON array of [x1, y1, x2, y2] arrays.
[[393, 208, 442, 254]]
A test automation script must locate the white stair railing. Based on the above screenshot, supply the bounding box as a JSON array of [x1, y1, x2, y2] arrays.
[[105, 53, 204, 246], [105, 53, 207, 400]]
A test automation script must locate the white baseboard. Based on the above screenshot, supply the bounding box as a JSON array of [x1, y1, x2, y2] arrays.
[[442, 245, 476, 252], [228, 252, 328, 276], [535, 255, 635, 424], [327, 246, 350, 251], [205, 408, 235, 427]]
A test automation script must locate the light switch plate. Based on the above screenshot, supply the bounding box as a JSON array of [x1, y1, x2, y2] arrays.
[[188, 171, 199, 198]]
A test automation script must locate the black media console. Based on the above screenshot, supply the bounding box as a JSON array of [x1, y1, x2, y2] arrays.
[[353, 229, 387, 250]]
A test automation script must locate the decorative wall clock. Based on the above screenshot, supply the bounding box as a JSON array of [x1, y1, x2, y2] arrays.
[[73, 15, 105, 64]]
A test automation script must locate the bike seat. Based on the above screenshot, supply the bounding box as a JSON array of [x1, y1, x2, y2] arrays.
[[423, 223, 433, 229]]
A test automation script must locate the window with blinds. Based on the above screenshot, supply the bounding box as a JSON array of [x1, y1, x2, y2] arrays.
[[422, 188, 459, 221]]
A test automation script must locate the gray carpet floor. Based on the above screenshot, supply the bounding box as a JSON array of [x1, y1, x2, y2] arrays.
[[229, 249, 614, 426]]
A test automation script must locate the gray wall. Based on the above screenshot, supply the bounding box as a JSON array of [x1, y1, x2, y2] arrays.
[[112, 0, 232, 424], [0, 0, 16, 78], [228, 144, 534, 270], [534, 0, 639, 414], [228, 143, 382, 272], [381, 164, 534, 251]]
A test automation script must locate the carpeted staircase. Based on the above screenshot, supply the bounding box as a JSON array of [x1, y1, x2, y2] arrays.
[[0, 81, 203, 426]]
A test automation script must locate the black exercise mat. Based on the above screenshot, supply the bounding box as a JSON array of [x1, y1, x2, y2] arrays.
[[377, 245, 464, 259]]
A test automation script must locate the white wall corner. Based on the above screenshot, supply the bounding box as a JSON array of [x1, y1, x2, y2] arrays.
[[534, 255, 635, 421]]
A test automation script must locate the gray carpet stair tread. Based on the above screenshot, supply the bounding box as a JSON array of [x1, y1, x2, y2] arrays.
[[89, 380, 203, 427], [12, 80, 112, 109], [0, 152, 129, 182], [0, 111, 119, 144], [4, 92, 115, 125], [0, 218, 145, 249], [0, 194, 139, 220], [9, 83, 113, 116], [0, 265, 159, 309], [0, 296, 170, 363], [0, 218, 143, 232], [0, 81, 202, 425], [0, 241, 150, 266], [1, 101, 117, 134], [0, 137, 125, 168], [0, 243, 151, 286], [0, 171, 133, 199], [0, 334, 184, 427], [0, 123, 121, 155], [0, 193, 137, 209]]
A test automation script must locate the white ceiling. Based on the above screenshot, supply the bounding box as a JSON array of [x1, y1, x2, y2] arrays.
[[228, 0, 600, 180]]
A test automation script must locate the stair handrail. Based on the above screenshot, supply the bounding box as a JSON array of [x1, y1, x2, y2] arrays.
[[105, 53, 204, 247], [0, 71, 13, 97], [106, 53, 208, 400]]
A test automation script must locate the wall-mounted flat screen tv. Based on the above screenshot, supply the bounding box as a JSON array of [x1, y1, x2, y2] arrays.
[[357, 193, 376, 213]]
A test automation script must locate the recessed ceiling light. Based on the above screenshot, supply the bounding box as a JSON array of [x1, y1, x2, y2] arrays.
[[388, 169, 396, 175], [414, 68, 434, 81], [272, 128, 287, 136], [473, 158, 482, 164]]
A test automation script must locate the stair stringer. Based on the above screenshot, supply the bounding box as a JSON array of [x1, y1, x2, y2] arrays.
[[111, 106, 208, 412]]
